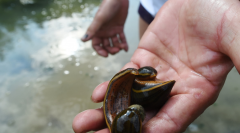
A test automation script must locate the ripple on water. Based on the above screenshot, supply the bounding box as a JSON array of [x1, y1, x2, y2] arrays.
[[48, 122, 52, 127], [58, 64, 64, 68], [25, 82, 30, 87], [92, 52, 96, 56], [31, 11, 36, 15], [68, 57, 72, 61], [94, 66, 99, 71], [62, 5, 68, 10], [75, 62, 80, 66], [188, 124, 199, 132], [58, 81, 62, 84], [41, 11, 47, 16], [64, 70, 69, 75]]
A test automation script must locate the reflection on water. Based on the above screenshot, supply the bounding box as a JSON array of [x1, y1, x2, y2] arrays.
[[0, 0, 124, 133], [0, 0, 139, 132], [0, 0, 240, 133]]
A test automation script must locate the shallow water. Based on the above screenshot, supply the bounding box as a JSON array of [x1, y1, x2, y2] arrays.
[[0, 0, 239, 133]]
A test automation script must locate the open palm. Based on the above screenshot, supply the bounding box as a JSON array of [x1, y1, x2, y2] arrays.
[[73, 0, 240, 132]]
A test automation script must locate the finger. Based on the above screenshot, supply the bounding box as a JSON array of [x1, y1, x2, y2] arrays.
[[143, 81, 218, 132], [72, 108, 107, 133], [142, 96, 199, 132], [111, 36, 121, 49], [92, 81, 109, 103], [118, 33, 128, 52], [81, 0, 121, 41], [103, 38, 120, 55], [94, 128, 110, 133], [92, 38, 108, 57], [121, 62, 139, 70], [103, 38, 110, 47], [81, 19, 102, 41], [142, 109, 159, 125]]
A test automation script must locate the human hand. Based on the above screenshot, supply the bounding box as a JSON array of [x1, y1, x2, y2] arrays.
[[81, 0, 129, 57], [73, 0, 240, 132]]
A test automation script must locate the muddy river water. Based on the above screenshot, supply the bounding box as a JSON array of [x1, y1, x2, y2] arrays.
[[0, 0, 240, 133]]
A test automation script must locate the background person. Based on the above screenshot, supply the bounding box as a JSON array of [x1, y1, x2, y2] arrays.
[[81, 0, 167, 57]]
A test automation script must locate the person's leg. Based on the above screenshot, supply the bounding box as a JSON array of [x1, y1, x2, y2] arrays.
[[139, 17, 149, 39]]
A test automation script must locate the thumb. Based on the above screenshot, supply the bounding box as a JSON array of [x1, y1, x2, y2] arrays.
[[81, 0, 121, 42], [81, 20, 102, 42]]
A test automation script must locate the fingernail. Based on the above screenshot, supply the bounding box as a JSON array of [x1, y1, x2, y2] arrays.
[[123, 47, 128, 52], [95, 106, 103, 110], [81, 34, 88, 40], [125, 46, 129, 52], [98, 50, 108, 57], [91, 95, 97, 103], [120, 44, 128, 52]]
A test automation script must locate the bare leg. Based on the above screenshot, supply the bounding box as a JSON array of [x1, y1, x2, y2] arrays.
[[139, 17, 149, 39]]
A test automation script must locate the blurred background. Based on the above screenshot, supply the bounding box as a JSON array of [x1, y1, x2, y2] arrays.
[[0, 0, 239, 133]]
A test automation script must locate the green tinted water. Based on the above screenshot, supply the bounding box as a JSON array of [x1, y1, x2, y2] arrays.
[[0, 0, 239, 133]]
